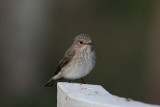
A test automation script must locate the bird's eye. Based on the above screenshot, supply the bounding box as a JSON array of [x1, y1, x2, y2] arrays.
[[80, 41, 83, 44]]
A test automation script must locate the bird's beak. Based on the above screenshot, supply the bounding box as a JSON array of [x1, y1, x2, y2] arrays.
[[88, 42, 93, 45]]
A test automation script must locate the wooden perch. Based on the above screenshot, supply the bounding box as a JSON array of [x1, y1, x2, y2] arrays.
[[57, 82, 160, 107]]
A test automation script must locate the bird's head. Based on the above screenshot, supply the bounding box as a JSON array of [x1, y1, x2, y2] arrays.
[[73, 34, 93, 50]]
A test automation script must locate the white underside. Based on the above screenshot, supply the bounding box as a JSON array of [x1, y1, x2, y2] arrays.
[[54, 46, 96, 80]]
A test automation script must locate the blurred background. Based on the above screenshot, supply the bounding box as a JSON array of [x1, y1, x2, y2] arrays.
[[0, 0, 160, 106]]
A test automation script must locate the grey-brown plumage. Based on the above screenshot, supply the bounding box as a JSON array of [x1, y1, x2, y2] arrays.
[[44, 34, 96, 87], [44, 49, 75, 87]]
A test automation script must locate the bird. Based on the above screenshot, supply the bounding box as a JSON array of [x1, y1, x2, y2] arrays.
[[44, 34, 96, 87]]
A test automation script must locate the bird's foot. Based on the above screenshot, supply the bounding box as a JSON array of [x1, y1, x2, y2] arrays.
[[80, 78, 86, 84]]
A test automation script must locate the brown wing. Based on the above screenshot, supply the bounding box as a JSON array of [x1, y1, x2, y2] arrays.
[[54, 48, 75, 75]]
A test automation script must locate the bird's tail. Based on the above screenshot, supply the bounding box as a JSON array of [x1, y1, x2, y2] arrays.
[[44, 78, 55, 87]]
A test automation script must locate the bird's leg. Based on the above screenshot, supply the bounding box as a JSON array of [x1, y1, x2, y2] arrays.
[[68, 80, 71, 83], [80, 78, 86, 84]]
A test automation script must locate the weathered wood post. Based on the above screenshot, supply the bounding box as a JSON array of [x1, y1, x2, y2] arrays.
[[57, 82, 160, 107]]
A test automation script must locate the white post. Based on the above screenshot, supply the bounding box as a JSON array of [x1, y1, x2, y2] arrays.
[[57, 82, 160, 107]]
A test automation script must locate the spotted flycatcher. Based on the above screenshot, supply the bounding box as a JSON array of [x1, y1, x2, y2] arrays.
[[44, 34, 96, 87]]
